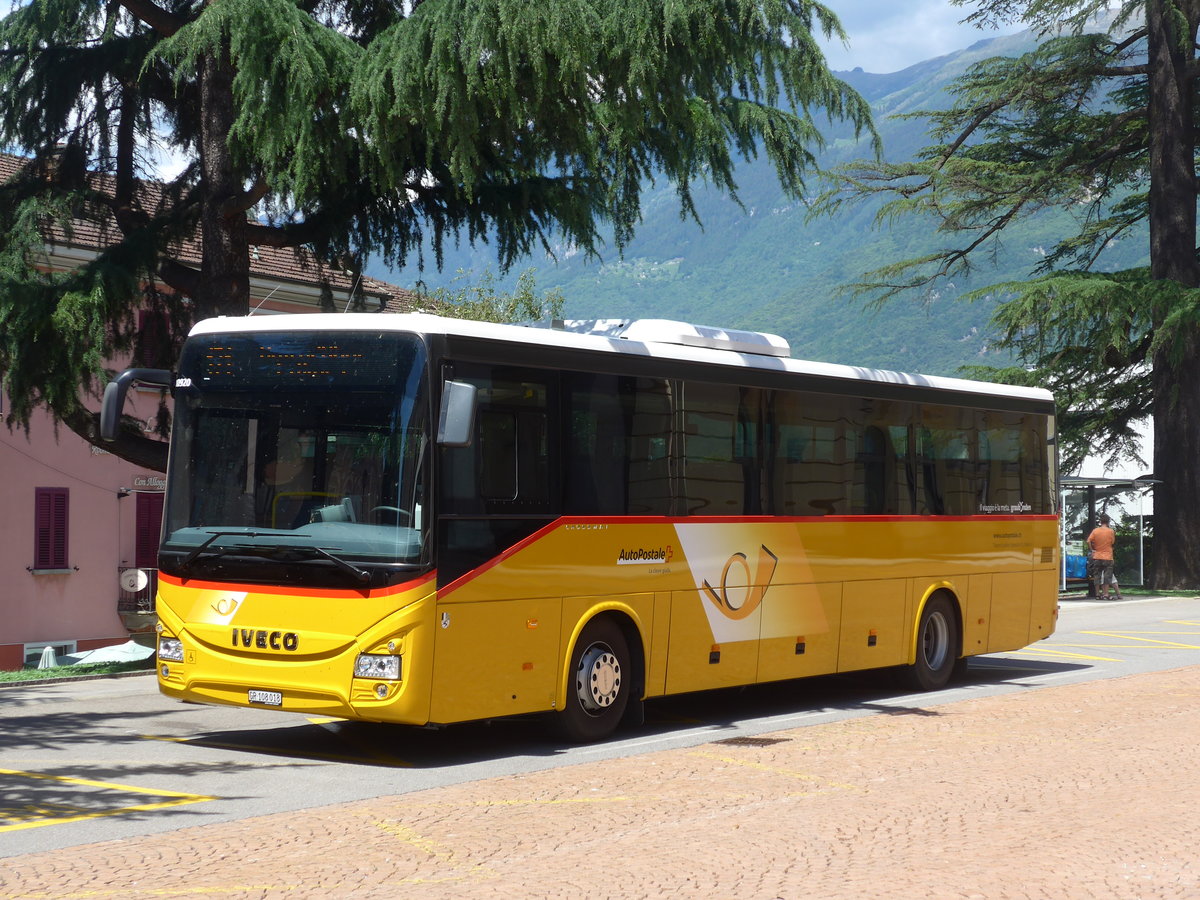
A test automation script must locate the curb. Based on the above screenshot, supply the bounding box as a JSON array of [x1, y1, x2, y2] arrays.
[[0, 668, 156, 689]]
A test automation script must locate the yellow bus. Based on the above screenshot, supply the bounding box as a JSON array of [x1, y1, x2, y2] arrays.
[[102, 314, 1058, 742]]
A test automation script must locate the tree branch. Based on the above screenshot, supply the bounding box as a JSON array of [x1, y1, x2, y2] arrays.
[[1100, 63, 1151, 76], [220, 179, 269, 218], [118, 0, 185, 37], [936, 99, 1011, 171], [1110, 28, 1149, 56], [157, 257, 201, 297], [244, 216, 330, 248]]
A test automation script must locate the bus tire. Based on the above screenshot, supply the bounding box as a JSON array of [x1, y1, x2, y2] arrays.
[[556, 618, 630, 743], [905, 594, 959, 692]]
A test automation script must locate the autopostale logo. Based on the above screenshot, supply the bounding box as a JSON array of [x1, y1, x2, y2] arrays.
[[617, 545, 673, 565]]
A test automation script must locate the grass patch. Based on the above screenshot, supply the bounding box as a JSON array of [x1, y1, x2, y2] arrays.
[[0, 658, 155, 684], [1126, 588, 1200, 597]]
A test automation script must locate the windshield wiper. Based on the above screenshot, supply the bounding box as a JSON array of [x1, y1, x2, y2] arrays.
[[179, 531, 273, 575], [177, 534, 371, 586], [302, 546, 372, 586], [233, 544, 372, 586]]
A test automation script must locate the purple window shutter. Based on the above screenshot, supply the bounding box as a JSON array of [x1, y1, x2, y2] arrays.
[[34, 487, 69, 569], [135, 491, 165, 570]]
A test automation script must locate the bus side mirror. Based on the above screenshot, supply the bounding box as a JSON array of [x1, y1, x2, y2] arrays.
[[100, 368, 172, 441], [437, 380, 477, 447]]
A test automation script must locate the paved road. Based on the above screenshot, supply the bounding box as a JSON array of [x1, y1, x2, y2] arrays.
[[3, 595, 1200, 898]]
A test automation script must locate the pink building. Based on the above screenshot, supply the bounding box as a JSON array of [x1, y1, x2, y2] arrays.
[[0, 154, 414, 669]]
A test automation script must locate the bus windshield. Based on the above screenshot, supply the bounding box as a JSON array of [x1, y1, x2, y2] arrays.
[[161, 330, 430, 588]]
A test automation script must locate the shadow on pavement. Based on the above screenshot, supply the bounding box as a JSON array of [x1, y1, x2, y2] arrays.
[[154, 656, 1088, 769]]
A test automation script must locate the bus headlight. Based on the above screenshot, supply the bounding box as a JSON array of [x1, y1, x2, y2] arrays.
[[355, 654, 401, 680], [158, 636, 184, 662]]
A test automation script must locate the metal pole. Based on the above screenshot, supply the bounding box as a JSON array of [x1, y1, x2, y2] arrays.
[[1138, 486, 1145, 587], [1060, 487, 1067, 592], [1086, 485, 1097, 598]]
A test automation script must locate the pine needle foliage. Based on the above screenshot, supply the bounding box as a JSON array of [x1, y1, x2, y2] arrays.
[[817, 0, 1200, 587], [0, 0, 873, 471]]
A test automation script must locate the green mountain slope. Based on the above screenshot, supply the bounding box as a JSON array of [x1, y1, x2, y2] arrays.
[[369, 29, 1149, 378]]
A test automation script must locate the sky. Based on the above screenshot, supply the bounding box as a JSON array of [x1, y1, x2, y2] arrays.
[[817, 1, 1026, 73]]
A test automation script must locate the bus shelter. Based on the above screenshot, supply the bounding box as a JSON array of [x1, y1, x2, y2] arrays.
[[1060, 475, 1156, 594]]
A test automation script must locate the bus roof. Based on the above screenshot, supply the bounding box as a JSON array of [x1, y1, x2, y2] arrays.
[[188, 312, 1054, 406]]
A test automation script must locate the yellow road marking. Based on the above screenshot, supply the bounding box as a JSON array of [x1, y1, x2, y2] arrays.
[[1042, 643, 1156, 648], [1081, 630, 1200, 650], [0, 768, 213, 833], [688, 750, 864, 792], [369, 820, 497, 881], [1010, 648, 1123, 662], [1103, 630, 1200, 636]]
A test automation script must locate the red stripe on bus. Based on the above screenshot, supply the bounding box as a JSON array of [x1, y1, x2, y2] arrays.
[[435, 513, 1058, 598], [436, 519, 568, 598], [159, 570, 436, 599], [548, 514, 1058, 525]]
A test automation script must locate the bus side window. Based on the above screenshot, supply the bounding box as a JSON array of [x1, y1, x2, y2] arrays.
[[980, 413, 1025, 510], [857, 425, 890, 515], [1020, 420, 1049, 513], [768, 391, 847, 517], [479, 410, 518, 501], [918, 406, 975, 516], [979, 412, 1049, 514], [624, 378, 673, 516], [446, 370, 553, 514], [437, 366, 557, 585], [853, 399, 915, 515], [677, 383, 766, 516], [564, 373, 625, 515]]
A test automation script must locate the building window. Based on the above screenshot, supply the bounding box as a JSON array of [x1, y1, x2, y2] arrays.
[[136, 306, 176, 370], [23, 641, 77, 667], [34, 487, 70, 570]]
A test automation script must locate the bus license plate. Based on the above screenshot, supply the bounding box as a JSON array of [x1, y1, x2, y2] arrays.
[[248, 689, 282, 707]]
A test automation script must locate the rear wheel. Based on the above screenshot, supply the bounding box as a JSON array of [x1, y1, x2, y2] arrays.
[[555, 618, 630, 743], [905, 594, 959, 692]]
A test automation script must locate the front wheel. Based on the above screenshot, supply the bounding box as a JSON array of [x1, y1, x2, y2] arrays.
[[555, 618, 631, 743], [905, 595, 959, 692]]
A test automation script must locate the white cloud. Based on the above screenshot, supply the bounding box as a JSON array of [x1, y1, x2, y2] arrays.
[[818, 1, 1025, 74]]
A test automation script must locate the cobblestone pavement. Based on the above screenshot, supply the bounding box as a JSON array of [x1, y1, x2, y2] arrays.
[[4, 666, 1199, 899]]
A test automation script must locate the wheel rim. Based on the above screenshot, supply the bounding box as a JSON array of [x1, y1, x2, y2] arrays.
[[575, 642, 622, 715], [921, 610, 950, 671]]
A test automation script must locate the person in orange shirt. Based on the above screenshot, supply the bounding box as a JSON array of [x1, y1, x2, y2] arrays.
[[1086, 513, 1122, 600]]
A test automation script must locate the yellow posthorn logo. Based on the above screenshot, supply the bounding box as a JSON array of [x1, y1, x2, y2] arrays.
[[702, 544, 779, 620], [211, 597, 239, 616]]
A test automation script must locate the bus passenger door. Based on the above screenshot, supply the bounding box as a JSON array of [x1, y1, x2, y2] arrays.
[[429, 593, 562, 724], [433, 363, 563, 723]]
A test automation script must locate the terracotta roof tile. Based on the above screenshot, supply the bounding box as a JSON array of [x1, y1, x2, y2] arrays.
[[1, 153, 417, 312]]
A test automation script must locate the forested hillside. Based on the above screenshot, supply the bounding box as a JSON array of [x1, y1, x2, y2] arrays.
[[370, 28, 1148, 377]]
